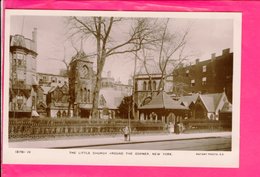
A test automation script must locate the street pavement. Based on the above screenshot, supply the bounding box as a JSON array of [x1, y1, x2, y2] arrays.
[[9, 131, 232, 149]]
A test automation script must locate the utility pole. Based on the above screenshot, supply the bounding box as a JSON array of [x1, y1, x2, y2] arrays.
[[128, 102, 131, 141]]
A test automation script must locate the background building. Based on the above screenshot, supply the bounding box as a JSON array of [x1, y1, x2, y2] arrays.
[[172, 48, 233, 102], [37, 72, 68, 87], [101, 71, 132, 95], [133, 61, 174, 108], [9, 29, 38, 117]]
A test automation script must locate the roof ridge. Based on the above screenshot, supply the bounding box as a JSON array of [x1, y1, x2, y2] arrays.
[[215, 92, 225, 112], [199, 94, 210, 112]]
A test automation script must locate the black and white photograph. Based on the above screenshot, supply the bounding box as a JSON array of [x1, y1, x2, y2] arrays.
[[3, 10, 241, 167]]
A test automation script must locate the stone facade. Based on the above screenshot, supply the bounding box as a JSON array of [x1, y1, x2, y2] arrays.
[[134, 73, 174, 107], [9, 29, 38, 117], [69, 50, 95, 117]]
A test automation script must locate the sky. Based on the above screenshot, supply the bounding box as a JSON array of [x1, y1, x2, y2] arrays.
[[10, 15, 233, 84]]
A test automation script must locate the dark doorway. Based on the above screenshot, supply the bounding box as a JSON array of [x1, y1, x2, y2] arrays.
[[81, 109, 90, 118]]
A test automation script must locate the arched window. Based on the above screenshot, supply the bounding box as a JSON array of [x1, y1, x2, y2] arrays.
[[148, 80, 152, 90], [51, 77, 57, 83], [62, 111, 67, 117], [84, 88, 87, 102], [153, 81, 157, 91], [80, 88, 83, 102], [57, 110, 61, 118], [143, 81, 147, 91]]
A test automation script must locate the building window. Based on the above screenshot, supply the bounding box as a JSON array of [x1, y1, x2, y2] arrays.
[[84, 88, 87, 102], [186, 70, 189, 77], [202, 77, 207, 85], [17, 53, 24, 60], [80, 88, 83, 102], [51, 77, 57, 83], [191, 79, 195, 87], [153, 81, 157, 90], [143, 81, 147, 91], [87, 89, 90, 103], [18, 60, 22, 66], [202, 65, 207, 72]]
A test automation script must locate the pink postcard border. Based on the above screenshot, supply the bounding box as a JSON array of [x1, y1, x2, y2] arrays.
[[2, 0, 260, 177]]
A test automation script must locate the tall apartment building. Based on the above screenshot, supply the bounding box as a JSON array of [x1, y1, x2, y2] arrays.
[[9, 28, 38, 117], [172, 48, 233, 102]]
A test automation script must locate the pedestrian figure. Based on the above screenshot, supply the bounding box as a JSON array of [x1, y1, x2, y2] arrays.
[[123, 126, 130, 141], [179, 122, 185, 133], [168, 122, 174, 134], [174, 122, 180, 134]]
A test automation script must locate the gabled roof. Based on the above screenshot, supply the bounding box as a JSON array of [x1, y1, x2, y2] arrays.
[[199, 93, 224, 112], [48, 86, 58, 93], [40, 86, 52, 94], [37, 101, 47, 108], [99, 88, 126, 109], [221, 102, 232, 112], [178, 93, 199, 107], [140, 92, 188, 110], [70, 49, 93, 64], [48, 84, 69, 94]]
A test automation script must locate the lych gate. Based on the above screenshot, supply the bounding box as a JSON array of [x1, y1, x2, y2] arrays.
[[138, 92, 188, 123]]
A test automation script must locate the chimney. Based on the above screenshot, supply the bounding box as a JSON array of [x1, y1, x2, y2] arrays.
[[32, 28, 37, 52], [222, 48, 230, 55], [211, 53, 216, 60], [195, 58, 200, 64]]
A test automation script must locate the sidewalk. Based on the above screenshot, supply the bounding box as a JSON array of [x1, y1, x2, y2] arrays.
[[9, 132, 231, 149]]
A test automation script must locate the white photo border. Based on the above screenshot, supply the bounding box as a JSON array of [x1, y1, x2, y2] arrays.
[[2, 10, 241, 167]]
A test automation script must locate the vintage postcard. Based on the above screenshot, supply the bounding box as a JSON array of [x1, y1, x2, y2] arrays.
[[2, 10, 241, 167]]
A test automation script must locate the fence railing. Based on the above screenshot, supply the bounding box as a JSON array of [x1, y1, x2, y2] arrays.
[[8, 118, 231, 140], [9, 118, 165, 140], [182, 119, 231, 130]]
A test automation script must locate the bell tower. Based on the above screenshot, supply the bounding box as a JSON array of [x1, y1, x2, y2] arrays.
[[69, 49, 94, 117]]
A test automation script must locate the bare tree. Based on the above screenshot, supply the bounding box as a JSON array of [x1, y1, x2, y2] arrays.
[[67, 16, 156, 119], [47, 40, 80, 117], [135, 19, 191, 95]]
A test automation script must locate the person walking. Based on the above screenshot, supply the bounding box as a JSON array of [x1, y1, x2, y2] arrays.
[[168, 122, 174, 134], [175, 122, 180, 134], [123, 126, 130, 141]]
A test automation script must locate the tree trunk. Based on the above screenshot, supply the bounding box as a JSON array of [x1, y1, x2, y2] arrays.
[[91, 53, 106, 119], [91, 70, 102, 119]]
